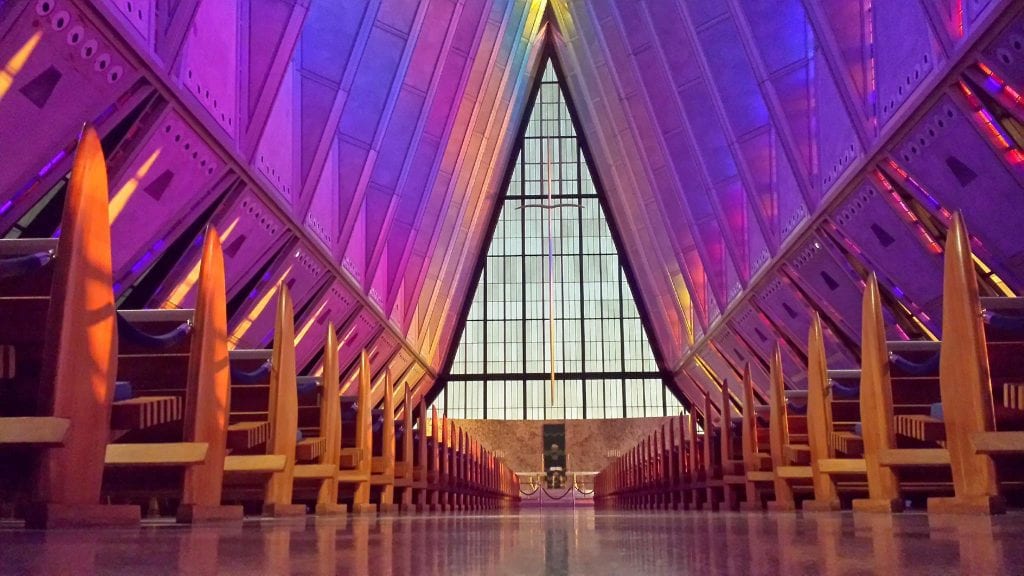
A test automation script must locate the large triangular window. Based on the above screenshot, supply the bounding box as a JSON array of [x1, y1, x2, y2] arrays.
[[432, 58, 681, 420]]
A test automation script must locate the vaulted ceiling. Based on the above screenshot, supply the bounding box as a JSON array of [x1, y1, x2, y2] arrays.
[[1, 0, 1023, 412]]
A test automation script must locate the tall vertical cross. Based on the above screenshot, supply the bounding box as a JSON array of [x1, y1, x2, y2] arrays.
[[518, 139, 580, 404]]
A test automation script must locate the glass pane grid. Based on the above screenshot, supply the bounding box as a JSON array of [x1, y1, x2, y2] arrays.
[[430, 60, 677, 420]]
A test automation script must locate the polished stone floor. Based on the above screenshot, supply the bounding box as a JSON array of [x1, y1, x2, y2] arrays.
[[2, 509, 1024, 575]]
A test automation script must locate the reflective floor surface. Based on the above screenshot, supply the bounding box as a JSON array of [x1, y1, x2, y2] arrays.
[[2, 509, 1024, 575]]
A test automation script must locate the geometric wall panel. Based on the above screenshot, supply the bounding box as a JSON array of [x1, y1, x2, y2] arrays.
[[895, 94, 1024, 287], [831, 179, 945, 331], [108, 107, 224, 281], [0, 2, 143, 207]]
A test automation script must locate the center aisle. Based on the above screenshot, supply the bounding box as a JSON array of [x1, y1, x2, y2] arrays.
[[3, 509, 1024, 575]]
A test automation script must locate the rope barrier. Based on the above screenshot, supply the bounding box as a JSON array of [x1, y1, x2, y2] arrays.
[[0, 250, 53, 279], [984, 310, 1024, 333], [541, 487, 574, 500], [830, 380, 860, 399], [889, 352, 940, 375], [519, 486, 541, 497], [786, 401, 808, 415], [230, 361, 271, 384], [116, 312, 192, 350]]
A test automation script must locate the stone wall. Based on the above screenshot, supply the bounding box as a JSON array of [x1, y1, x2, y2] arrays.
[[452, 417, 674, 473]]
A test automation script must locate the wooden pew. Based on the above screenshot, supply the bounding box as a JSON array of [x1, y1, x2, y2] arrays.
[[413, 400, 430, 511], [111, 227, 239, 523], [853, 274, 950, 513], [0, 127, 171, 527], [369, 373, 396, 513], [930, 212, 1020, 514], [802, 276, 946, 513], [222, 287, 304, 517], [337, 350, 374, 514], [393, 386, 417, 512], [720, 378, 749, 511], [802, 313, 869, 511], [759, 351, 813, 511], [293, 323, 345, 515], [702, 392, 724, 511]]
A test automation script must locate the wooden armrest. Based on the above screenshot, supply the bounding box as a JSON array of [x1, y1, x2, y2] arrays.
[[0, 417, 69, 446], [746, 471, 775, 482], [105, 442, 208, 466]]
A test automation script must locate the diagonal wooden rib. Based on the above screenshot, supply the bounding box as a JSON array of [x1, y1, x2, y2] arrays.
[[0, 417, 70, 445]]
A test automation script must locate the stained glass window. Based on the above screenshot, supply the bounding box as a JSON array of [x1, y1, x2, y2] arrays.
[[434, 59, 682, 419]]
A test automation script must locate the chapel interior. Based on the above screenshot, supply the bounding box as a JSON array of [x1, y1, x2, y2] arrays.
[[2, 0, 1024, 574]]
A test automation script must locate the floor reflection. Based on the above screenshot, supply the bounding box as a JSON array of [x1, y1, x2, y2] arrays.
[[2, 509, 1023, 575]]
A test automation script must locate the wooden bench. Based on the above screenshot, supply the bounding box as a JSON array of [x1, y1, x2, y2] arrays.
[[393, 386, 417, 512], [111, 259, 242, 525], [368, 373, 396, 513], [757, 352, 813, 512], [336, 350, 374, 514], [222, 287, 305, 517], [292, 323, 344, 515], [928, 213, 1024, 514]]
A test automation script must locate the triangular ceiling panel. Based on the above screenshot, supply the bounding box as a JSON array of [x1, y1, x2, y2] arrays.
[[3, 0, 1024, 418]]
